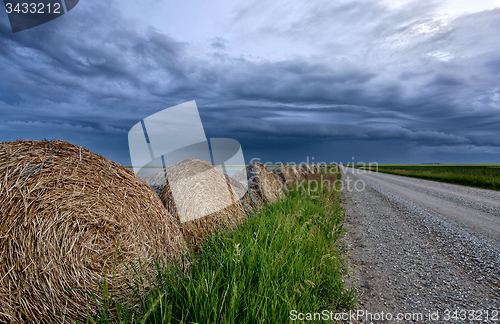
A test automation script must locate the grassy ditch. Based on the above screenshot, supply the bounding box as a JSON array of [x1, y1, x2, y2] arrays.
[[356, 165, 500, 191], [89, 172, 356, 323]]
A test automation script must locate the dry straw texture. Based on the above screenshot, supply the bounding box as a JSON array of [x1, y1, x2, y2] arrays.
[[140, 168, 172, 195], [241, 187, 264, 212], [312, 165, 322, 173], [222, 168, 262, 214], [246, 162, 284, 204], [287, 165, 304, 180], [159, 159, 246, 247], [301, 164, 313, 175], [230, 168, 264, 212], [299, 164, 324, 178], [225, 174, 257, 215], [291, 165, 308, 179], [0, 140, 186, 323], [272, 164, 297, 185], [307, 165, 321, 174]]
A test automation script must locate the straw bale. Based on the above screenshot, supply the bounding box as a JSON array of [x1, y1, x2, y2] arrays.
[[224, 174, 256, 215], [287, 165, 304, 180], [244, 188, 265, 210], [298, 164, 323, 178], [301, 164, 313, 175], [290, 165, 308, 179], [230, 169, 264, 212], [309, 165, 322, 174], [246, 162, 284, 204], [272, 164, 297, 185], [223, 168, 262, 214], [0, 140, 186, 323], [231, 168, 248, 183], [159, 159, 246, 247], [140, 167, 172, 195]]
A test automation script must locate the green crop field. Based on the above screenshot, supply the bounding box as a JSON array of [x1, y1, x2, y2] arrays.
[[356, 164, 500, 191], [89, 171, 355, 323]]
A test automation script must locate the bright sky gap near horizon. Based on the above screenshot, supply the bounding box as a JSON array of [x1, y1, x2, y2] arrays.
[[1, 0, 500, 165]]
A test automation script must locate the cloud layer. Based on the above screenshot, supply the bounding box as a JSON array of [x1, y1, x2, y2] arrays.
[[0, 0, 499, 164]]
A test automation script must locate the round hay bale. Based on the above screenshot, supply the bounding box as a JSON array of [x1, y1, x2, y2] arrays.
[[224, 174, 258, 215], [221, 168, 263, 214], [237, 186, 265, 213], [159, 159, 246, 247], [301, 164, 313, 175], [140, 167, 172, 195], [287, 165, 303, 180], [246, 162, 284, 203], [231, 168, 248, 183], [272, 164, 297, 186], [290, 165, 307, 179], [0, 140, 186, 323], [309, 164, 322, 174]]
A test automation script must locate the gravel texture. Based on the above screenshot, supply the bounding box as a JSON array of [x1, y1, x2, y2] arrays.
[[341, 167, 500, 323]]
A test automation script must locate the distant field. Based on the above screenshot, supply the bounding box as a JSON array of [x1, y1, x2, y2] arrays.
[[355, 165, 500, 191]]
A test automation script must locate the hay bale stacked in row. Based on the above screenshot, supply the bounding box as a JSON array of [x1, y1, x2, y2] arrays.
[[231, 167, 264, 212], [274, 164, 324, 183], [305, 164, 322, 174], [272, 163, 323, 185], [300, 164, 325, 177], [311, 164, 323, 173], [241, 186, 265, 212], [0, 140, 186, 323], [226, 174, 257, 215], [287, 165, 304, 180], [0, 139, 320, 321], [291, 165, 308, 179], [159, 159, 246, 247], [301, 164, 314, 175], [246, 161, 284, 204], [272, 164, 297, 185], [141, 167, 171, 195]]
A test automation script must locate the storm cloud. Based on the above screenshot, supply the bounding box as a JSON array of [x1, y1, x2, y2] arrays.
[[0, 0, 499, 164]]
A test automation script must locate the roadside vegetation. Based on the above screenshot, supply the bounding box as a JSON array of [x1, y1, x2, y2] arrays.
[[89, 170, 356, 323], [356, 164, 500, 191]]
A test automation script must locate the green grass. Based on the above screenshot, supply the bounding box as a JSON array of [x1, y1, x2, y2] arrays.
[[89, 173, 355, 323], [356, 164, 500, 191]]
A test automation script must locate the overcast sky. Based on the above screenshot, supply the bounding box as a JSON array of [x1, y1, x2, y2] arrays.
[[1, 0, 500, 165]]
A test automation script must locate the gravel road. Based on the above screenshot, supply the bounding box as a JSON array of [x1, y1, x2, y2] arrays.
[[341, 167, 500, 323]]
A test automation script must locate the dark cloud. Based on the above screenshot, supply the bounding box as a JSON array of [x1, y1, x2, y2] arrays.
[[426, 73, 465, 87], [485, 59, 500, 74], [211, 37, 227, 50], [0, 0, 499, 165]]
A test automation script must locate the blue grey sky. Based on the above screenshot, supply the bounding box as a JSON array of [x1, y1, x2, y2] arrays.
[[1, 0, 500, 165]]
